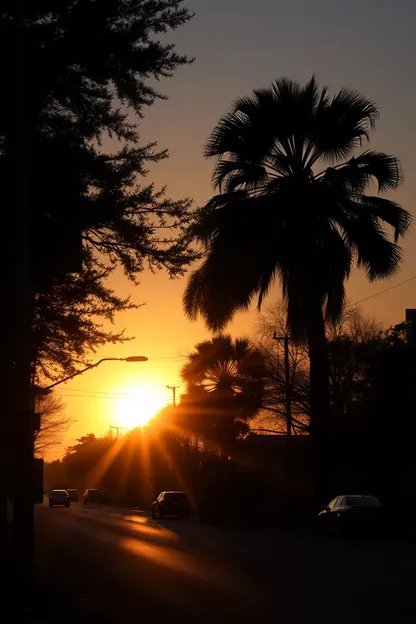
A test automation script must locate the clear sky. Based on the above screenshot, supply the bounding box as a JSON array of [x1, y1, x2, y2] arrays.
[[50, 0, 416, 458]]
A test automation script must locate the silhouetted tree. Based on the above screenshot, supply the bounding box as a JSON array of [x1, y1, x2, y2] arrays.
[[326, 322, 416, 502], [254, 303, 310, 435], [32, 250, 135, 383], [1, 1, 196, 382], [180, 336, 267, 452], [45, 420, 204, 506], [327, 313, 383, 427], [34, 392, 73, 457], [183, 76, 410, 501], [255, 302, 383, 436]]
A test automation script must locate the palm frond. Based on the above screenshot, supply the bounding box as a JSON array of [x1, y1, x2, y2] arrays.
[[319, 151, 402, 196], [186, 76, 409, 339], [323, 228, 352, 322], [205, 92, 276, 164], [347, 151, 402, 192], [361, 196, 411, 241], [313, 88, 379, 162], [183, 196, 285, 331], [344, 214, 402, 280]]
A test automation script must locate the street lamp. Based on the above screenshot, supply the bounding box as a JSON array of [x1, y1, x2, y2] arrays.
[[43, 356, 148, 391]]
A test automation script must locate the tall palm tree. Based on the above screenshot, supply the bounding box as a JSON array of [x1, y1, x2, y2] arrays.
[[184, 77, 410, 500], [180, 335, 266, 450]]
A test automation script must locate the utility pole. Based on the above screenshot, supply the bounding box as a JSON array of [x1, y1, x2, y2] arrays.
[[110, 425, 121, 438], [273, 332, 292, 514], [273, 333, 291, 436], [166, 385, 180, 406], [11, 0, 36, 590]]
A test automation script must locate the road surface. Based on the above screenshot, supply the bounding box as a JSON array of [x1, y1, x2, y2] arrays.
[[11, 501, 416, 622]]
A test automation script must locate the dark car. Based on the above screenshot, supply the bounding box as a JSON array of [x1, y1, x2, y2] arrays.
[[82, 488, 101, 504], [151, 491, 191, 520], [49, 489, 70, 508], [66, 489, 79, 502], [318, 495, 384, 533]]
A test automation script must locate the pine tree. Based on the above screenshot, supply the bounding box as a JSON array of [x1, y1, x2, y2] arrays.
[[1, 0, 195, 380]]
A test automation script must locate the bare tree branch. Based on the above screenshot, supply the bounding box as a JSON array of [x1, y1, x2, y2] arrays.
[[34, 392, 75, 457]]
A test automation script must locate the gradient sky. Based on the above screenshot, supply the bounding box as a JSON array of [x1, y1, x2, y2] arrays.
[[51, 0, 416, 458]]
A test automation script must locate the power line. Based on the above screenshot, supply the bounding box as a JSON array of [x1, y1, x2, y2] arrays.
[[52, 387, 173, 397], [55, 388, 132, 398], [55, 392, 172, 402], [354, 274, 416, 306], [49, 274, 416, 402]]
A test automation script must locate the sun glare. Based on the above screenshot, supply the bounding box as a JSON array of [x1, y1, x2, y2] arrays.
[[115, 383, 167, 430]]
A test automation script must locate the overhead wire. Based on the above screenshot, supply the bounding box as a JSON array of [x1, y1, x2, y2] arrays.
[[353, 274, 416, 306], [50, 274, 416, 402]]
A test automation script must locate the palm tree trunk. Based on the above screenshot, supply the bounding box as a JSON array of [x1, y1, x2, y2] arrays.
[[305, 302, 331, 509]]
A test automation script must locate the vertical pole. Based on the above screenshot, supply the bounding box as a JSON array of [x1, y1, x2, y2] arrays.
[[273, 333, 292, 435], [284, 336, 291, 436], [284, 336, 292, 515], [274, 332, 292, 513], [167, 385, 179, 406], [12, 0, 35, 590]]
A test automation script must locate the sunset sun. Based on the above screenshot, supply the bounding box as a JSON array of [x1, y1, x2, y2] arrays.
[[115, 384, 167, 430]]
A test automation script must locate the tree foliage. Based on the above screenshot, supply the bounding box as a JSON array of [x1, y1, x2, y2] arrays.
[[1, 0, 196, 381], [183, 76, 409, 500], [43, 317, 416, 509], [179, 335, 267, 450], [254, 302, 384, 436], [184, 76, 409, 337], [34, 391, 73, 457], [254, 302, 310, 435], [45, 425, 202, 506], [32, 249, 137, 381]]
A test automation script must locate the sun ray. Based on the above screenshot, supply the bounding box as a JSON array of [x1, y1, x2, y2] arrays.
[[152, 433, 195, 507], [87, 435, 127, 488], [115, 433, 136, 500], [139, 429, 156, 504]]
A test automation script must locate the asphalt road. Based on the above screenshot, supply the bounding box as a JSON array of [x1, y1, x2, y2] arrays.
[[13, 501, 416, 622]]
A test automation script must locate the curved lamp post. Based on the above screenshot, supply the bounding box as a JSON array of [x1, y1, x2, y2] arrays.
[[43, 356, 148, 391]]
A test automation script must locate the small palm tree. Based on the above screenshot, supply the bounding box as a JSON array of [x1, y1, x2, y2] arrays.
[[180, 335, 266, 450], [184, 77, 410, 500]]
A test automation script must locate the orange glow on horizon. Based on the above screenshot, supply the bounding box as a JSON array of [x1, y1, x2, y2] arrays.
[[115, 383, 167, 430]]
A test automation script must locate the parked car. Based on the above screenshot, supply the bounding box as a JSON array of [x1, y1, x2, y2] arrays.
[[318, 494, 384, 533], [151, 491, 191, 520], [66, 489, 79, 502], [49, 489, 70, 508], [82, 488, 101, 504]]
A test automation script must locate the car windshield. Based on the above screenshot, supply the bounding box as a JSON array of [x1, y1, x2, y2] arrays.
[[346, 496, 381, 507], [165, 493, 188, 503], [52, 490, 67, 495]]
